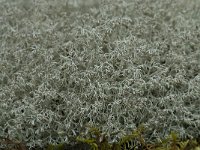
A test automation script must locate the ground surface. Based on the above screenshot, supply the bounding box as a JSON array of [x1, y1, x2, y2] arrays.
[[0, 0, 200, 148]]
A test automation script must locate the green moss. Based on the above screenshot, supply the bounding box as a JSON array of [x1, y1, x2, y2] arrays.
[[47, 143, 65, 150], [71, 125, 200, 150]]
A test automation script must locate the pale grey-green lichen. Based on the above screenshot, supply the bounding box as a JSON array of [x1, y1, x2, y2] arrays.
[[0, 0, 200, 148]]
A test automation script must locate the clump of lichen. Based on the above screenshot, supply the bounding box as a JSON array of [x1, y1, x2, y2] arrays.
[[0, 0, 200, 149]]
